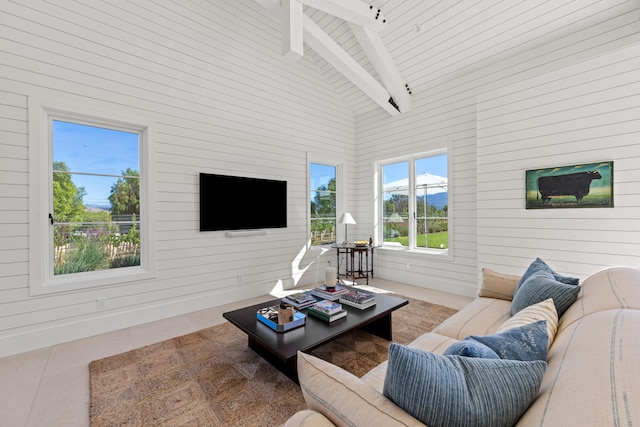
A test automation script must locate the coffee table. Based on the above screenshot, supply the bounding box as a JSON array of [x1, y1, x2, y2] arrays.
[[223, 293, 408, 383]]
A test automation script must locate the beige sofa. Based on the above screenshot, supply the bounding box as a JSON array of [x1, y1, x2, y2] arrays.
[[284, 266, 640, 426]]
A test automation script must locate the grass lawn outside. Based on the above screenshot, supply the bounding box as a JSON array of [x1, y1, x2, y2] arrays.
[[386, 232, 448, 248]]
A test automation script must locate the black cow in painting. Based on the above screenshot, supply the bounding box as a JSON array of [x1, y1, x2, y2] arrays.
[[537, 171, 602, 204]]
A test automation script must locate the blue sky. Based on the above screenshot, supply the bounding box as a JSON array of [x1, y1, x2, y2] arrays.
[[383, 154, 448, 184], [53, 120, 139, 207]]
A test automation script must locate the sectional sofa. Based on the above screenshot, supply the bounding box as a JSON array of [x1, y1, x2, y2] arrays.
[[284, 263, 640, 426]]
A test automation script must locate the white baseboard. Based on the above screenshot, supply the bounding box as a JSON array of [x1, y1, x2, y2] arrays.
[[0, 286, 270, 359]]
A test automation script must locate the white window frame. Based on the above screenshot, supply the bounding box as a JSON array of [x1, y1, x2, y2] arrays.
[[307, 155, 344, 248], [28, 96, 156, 295], [375, 145, 452, 259]]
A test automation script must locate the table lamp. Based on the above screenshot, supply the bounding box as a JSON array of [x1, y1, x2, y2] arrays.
[[339, 212, 356, 245]]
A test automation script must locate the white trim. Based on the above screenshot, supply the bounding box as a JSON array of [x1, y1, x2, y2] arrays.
[[308, 155, 343, 246], [28, 95, 157, 295], [374, 144, 452, 260]]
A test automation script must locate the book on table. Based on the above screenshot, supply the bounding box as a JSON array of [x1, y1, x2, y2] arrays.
[[311, 284, 350, 301], [311, 300, 343, 315], [256, 305, 306, 332], [339, 290, 377, 309], [306, 307, 348, 323], [281, 291, 318, 309]]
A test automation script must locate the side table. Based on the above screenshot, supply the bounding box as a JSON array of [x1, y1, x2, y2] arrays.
[[332, 245, 377, 285]]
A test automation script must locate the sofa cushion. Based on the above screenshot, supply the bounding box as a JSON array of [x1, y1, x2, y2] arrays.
[[558, 266, 640, 334], [434, 297, 512, 339], [477, 268, 520, 300], [517, 309, 640, 426], [283, 410, 336, 427], [296, 351, 425, 427], [516, 258, 579, 293], [497, 298, 558, 349], [383, 343, 547, 427], [512, 270, 580, 316]]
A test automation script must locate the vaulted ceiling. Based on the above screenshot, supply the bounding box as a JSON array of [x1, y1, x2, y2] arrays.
[[255, 0, 636, 117]]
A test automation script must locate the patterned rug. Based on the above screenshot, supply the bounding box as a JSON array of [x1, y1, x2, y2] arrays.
[[89, 295, 457, 426]]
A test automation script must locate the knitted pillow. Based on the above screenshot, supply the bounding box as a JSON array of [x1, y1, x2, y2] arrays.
[[383, 343, 547, 427]]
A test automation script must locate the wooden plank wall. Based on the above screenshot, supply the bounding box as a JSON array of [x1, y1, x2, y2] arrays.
[[353, 3, 640, 296], [0, 0, 354, 357], [476, 42, 640, 280]]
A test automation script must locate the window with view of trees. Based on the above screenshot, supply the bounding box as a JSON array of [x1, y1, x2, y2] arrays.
[[380, 150, 449, 252], [52, 120, 141, 276], [310, 163, 336, 246]]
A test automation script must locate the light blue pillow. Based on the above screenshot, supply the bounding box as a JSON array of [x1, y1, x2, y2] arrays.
[[516, 258, 579, 296], [467, 320, 548, 361], [443, 339, 500, 359], [512, 270, 580, 316], [383, 343, 547, 427]]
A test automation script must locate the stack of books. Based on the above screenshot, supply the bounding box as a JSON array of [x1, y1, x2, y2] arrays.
[[281, 291, 317, 309], [311, 284, 350, 301], [307, 300, 347, 322], [339, 290, 377, 309]]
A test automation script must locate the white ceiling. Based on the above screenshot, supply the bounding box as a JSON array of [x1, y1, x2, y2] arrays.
[[298, 0, 636, 116]]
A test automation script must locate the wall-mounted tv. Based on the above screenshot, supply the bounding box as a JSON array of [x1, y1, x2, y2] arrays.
[[199, 173, 287, 232]]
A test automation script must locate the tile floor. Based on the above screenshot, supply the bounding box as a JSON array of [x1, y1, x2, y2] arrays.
[[0, 278, 473, 427]]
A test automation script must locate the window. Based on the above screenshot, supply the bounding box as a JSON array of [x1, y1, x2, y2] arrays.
[[29, 98, 155, 294], [379, 149, 449, 253], [310, 163, 337, 246], [52, 120, 141, 275]]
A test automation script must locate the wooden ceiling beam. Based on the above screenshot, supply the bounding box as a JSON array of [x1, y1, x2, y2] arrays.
[[302, 14, 400, 116], [349, 24, 411, 113], [296, 0, 387, 32], [254, 0, 407, 115], [282, 0, 304, 62]]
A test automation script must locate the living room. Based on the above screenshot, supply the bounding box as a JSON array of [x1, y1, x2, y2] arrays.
[[1, 0, 640, 425]]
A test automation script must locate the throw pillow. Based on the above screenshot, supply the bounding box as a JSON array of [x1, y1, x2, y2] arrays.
[[497, 298, 558, 349], [443, 339, 500, 359], [477, 268, 520, 301], [467, 320, 548, 361], [511, 269, 581, 316], [296, 351, 425, 427], [516, 258, 579, 295], [383, 343, 547, 427]]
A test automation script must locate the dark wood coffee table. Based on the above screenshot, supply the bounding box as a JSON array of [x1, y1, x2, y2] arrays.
[[223, 293, 408, 382]]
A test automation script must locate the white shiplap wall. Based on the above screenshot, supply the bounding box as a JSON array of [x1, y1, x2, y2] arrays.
[[0, 0, 354, 357], [476, 42, 640, 279], [354, 5, 640, 296]]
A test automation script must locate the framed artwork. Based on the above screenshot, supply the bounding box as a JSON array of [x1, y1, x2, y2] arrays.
[[526, 161, 613, 209]]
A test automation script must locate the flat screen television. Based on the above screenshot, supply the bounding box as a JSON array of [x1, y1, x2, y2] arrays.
[[199, 173, 287, 231]]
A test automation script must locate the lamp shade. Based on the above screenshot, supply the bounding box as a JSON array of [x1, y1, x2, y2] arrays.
[[339, 212, 356, 225]]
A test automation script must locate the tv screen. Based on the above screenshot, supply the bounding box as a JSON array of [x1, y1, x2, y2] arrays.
[[199, 173, 287, 231]]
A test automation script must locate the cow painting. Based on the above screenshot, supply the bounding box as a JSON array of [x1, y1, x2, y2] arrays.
[[537, 170, 602, 204]]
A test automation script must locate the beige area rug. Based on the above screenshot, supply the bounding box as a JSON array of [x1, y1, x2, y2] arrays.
[[89, 295, 458, 426]]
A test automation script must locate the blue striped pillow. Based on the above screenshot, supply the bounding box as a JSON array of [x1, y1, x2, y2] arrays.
[[516, 257, 579, 294], [383, 343, 546, 427], [511, 270, 580, 316]]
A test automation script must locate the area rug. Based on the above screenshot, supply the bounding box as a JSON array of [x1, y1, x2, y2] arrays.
[[89, 295, 457, 426]]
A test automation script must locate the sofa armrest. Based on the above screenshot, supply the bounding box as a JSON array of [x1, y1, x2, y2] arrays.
[[283, 410, 336, 427]]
